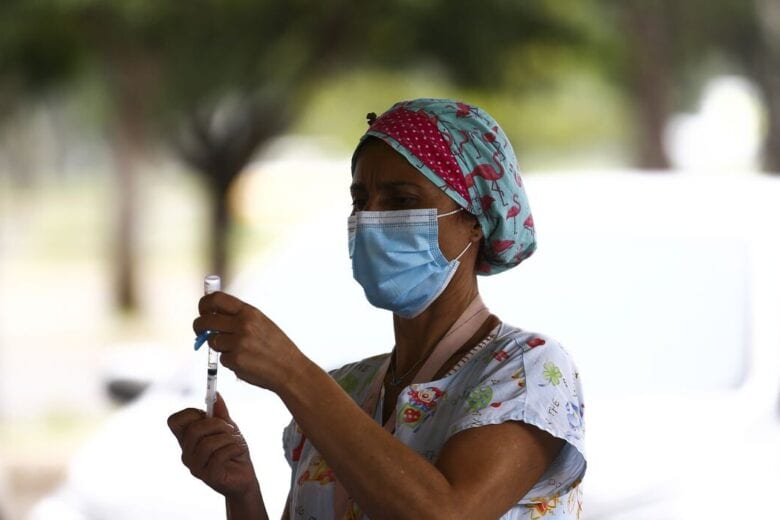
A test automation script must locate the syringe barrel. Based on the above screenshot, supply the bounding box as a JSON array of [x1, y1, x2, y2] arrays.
[[204, 274, 221, 417], [207, 347, 219, 369]]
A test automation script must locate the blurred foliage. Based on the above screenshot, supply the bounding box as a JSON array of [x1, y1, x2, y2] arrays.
[[0, 2, 81, 92], [296, 64, 628, 166], [1, 0, 600, 139], [0, 0, 606, 286], [1, 0, 779, 307], [550, 0, 777, 169], [1, 0, 775, 162]]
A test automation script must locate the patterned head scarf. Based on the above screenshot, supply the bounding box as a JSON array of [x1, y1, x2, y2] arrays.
[[351, 98, 535, 275]]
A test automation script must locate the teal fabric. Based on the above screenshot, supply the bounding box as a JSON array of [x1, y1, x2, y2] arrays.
[[352, 98, 536, 275]]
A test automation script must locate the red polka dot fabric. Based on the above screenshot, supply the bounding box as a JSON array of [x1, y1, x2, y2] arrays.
[[369, 108, 472, 203]]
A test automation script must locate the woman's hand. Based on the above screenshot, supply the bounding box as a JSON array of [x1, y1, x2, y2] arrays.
[[167, 393, 260, 500], [193, 292, 307, 392]]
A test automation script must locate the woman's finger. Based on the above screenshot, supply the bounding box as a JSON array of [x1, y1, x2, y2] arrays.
[[206, 332, 237, 353], [212, 392, 237, 428], [193, 313, 241, 336], [204, 442, 249, 476], [180, 419, 236, 466], [219, 352, 239, 373], [198, 292, 245, 316], [192, 432, 246, 474], [167, 408, 205, 445]]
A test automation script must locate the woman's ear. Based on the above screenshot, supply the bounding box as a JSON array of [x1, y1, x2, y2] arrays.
[[471, 219, 483, 243]]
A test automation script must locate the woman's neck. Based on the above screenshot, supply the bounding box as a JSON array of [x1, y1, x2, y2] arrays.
[[391, 273, 479, 376]]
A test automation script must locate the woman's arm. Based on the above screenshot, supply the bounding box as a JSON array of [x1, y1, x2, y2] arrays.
[[225, 490, 267, 520], [282, 357, 562, 520], [197, 293, 563, 520]]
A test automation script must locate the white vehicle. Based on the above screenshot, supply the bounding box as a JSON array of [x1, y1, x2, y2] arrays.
[[32, 171, 780, 520]]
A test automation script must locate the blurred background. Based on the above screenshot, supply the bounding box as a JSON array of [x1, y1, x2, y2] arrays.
[[1, 1, 779, 519]]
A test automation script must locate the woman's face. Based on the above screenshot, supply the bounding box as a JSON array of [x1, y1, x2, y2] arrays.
[[351, 138, 482, 264]]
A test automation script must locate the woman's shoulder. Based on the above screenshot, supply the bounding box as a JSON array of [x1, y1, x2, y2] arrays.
[[480, 322, 575, 367], [448, 321, 587, 492], [485, 322, 582, 391], [455, 322, 584, 429], [490, 322, 586, 447]]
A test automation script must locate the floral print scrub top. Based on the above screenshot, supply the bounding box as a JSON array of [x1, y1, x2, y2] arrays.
[[282, 322, 587, 519]]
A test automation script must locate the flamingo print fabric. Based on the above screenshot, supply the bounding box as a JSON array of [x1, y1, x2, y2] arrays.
[[352, 98, 536, 275], [282, 323, 587, 519]]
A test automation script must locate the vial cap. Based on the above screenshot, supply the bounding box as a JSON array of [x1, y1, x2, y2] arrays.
[[204, 275, 221, 294]]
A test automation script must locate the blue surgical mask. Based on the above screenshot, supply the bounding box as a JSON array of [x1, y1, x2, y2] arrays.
[[348, 208, 472, 318]]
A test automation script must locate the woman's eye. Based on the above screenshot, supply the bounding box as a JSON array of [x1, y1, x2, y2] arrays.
[[394, 197, 416, 207]]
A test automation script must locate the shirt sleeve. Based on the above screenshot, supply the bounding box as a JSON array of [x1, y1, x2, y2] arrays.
[[282, 419, 302, 468], [446, 332, 587, 503]]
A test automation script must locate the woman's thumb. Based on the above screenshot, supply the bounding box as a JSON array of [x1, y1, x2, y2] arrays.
[[213, 392, 233, 423]]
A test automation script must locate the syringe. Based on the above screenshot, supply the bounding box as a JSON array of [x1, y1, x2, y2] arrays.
[[203, 275, 221, 417]]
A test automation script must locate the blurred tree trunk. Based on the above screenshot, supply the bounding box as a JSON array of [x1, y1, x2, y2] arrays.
[[210, 182, 230, 281], [177, 100, 289, 281], [111, 117, 139, 312], [620, 0, 673, 169], [755, 0, 780, 172], [755, 52, 780, 172], [107, 53, 156, 312], [1, 112, 35, 188]]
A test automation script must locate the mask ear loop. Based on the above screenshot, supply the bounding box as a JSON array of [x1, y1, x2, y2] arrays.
[[437, 207, 472, 262], [454, 240, 472, 261], [437, 207, 464, 218]]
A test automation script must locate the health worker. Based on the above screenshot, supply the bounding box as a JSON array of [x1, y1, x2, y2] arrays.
[[168, 98, 586, 520]]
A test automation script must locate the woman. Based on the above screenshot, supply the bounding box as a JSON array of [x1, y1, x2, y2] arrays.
[[168, 98, 586, 519]]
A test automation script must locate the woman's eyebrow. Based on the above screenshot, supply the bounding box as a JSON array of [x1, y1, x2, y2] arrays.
[[379, 181, 422, 190], [350, 181, 422, 192]]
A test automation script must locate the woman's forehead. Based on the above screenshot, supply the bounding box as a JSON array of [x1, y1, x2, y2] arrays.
[[352, 140, 438, 191]]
